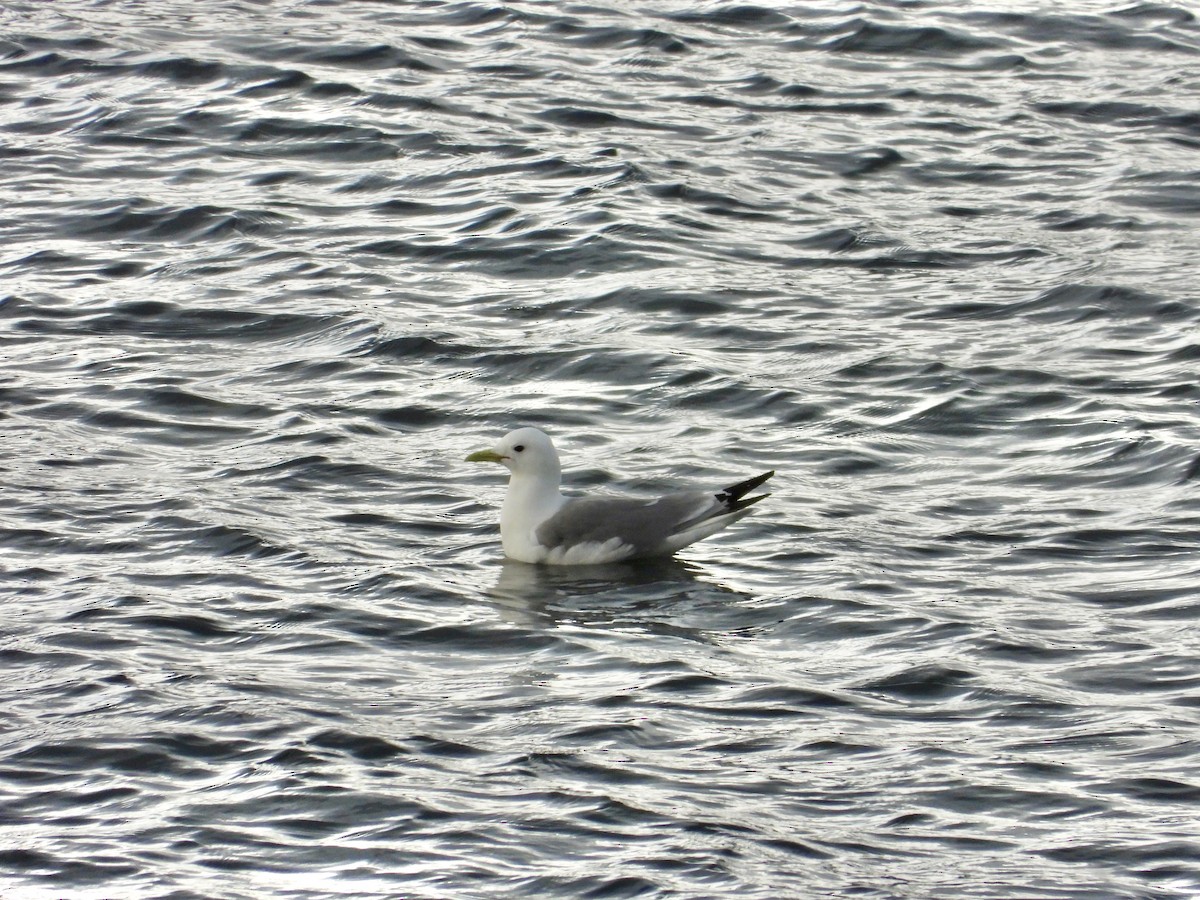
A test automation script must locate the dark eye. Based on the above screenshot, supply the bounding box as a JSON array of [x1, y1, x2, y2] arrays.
[[513, 445, 525, 452]]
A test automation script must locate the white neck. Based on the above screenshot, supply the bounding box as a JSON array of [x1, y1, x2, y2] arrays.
[[500, 471, 565, 561]]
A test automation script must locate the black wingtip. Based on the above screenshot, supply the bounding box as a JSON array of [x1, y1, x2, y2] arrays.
[[715, 471, 774, 513], [719, 470, 774, 502], [731, 491, 771, 514]]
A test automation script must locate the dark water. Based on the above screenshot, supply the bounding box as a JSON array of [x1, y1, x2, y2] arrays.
[[3, 0, 1200, 897]]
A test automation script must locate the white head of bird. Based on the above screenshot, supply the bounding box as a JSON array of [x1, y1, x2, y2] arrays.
[[465, 426, 561, 481]]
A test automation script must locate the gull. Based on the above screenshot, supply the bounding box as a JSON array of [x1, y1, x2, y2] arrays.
[[466, 427, 773, 565]]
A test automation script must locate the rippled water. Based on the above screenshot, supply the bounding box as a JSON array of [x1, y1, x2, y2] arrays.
[[3, 0, 1200, 897]]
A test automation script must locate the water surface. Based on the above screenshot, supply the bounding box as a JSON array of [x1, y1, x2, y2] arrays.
[[2, 1, 1199, 897]]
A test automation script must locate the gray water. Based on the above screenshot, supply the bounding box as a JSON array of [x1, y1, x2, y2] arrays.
[[3, 1, 1200, 897]]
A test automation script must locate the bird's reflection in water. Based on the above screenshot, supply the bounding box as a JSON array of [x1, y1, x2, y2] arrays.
[[492, 556, 698, 598], [486, 556, 756, 631]]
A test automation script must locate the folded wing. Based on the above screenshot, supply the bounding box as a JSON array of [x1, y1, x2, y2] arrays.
[[535, 471, 774, 561]]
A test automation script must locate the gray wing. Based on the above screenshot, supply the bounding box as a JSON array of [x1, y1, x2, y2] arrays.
[[535, 471, 774, 556], [535, 492, 717, 555]]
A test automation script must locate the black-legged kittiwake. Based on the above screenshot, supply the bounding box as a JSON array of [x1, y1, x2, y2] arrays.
[[466, 427, 773, 565]]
